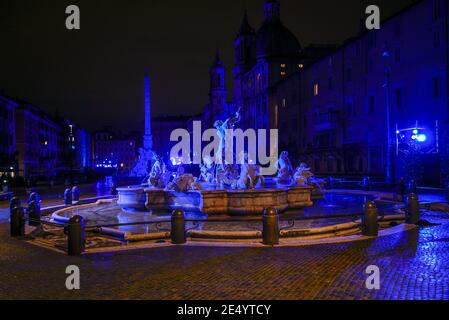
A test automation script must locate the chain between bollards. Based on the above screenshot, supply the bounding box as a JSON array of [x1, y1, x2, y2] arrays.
[[171, 209, 186, 245], [263, 207, 279, 246], [67, 215, 85, 255], [406, 193, 420, 225], [362, 201, 378, 237]]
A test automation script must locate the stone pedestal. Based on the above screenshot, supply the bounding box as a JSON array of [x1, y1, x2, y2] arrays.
[[118, 185, 314, 215]]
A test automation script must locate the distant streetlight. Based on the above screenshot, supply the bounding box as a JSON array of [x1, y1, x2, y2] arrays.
[[383, 44, 393, 185]]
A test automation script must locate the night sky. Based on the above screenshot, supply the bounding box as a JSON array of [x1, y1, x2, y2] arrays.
[[0, 0, 415, 132]]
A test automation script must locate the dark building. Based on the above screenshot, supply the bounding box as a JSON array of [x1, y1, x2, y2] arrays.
[[0, 95, 16, 178], [0, 94, 91, 181], [201, 0, 448, 186], [93, 129, 137, 174]]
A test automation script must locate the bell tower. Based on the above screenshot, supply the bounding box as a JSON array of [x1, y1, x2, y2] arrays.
[[209, 49, 227, 110]]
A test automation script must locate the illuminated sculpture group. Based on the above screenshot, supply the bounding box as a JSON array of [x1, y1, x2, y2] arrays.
[[141, 111, 318, 192]]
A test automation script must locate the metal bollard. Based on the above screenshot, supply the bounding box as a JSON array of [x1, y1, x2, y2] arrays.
[[262, 207, 279, 246], [10, 197, 21, 214], [406, 193, 420, 225], [67, 215, 85, 255], [72, 186, 80, 203], [64, 188, 72, 205], [27, 200, 41, 227], [10, 206, 25, 237], [362, 201, 378, 237], [362, 177, 371, 191], [396, 178, 406, 202], [171, 209, 186, 244], [408, 180, 417, 195]]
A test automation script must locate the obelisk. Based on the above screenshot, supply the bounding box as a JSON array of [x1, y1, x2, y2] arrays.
[[129, 73, 154, 178], [143, 73, 153, 150]]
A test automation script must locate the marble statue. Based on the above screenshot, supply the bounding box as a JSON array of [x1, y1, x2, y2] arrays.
[[213, 107, 241, 165], [233, 153, 264, 190], [146, 154, 171, 188], [166, 174, 202, 192], [199, 156, 215, 183], [294, 162, 314, 186], [276, 151, 294, 185]]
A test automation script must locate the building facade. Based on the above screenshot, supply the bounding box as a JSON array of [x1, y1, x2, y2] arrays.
[[275, 0, 448, 185], [0, 94, 92, 180], [0, 96, 16, 177], [202, 0, 449, 185], [93, 130, 137, 174]]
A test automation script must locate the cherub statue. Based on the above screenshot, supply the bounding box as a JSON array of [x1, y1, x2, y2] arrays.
[[276, 151, 294, 185]]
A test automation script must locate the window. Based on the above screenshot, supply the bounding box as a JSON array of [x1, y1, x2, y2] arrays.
[[346, 68, 352, 82], [313, 83, 319, 96], [298, 64, 304, 69], [433, 0, 441, 20], [395, 88, 403, 109], [433, 77, 441, 98], [368, 96, 375, 113], [395, 48, 401, 63], [434, 31, 441, 48], [282, 98, 287, 108]]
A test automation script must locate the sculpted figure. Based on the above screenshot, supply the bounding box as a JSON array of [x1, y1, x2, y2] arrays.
[[276, 151, 294, 185], [199, 156, 215, 183], [166, 174, 202, 192], [147, 154, 171, 188], [235, 153, 265, 190], [294, 162, 314, 186], [213, 107, 241, 164]]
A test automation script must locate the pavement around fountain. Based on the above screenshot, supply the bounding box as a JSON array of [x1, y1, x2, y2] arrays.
[[0, 204, 449, 299]]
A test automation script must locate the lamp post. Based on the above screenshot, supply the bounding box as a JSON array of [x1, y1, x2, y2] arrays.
[[383, 45, 393, 185]]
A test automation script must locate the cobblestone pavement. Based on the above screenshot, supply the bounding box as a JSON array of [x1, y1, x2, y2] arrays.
[[0, 207, 449, 300]]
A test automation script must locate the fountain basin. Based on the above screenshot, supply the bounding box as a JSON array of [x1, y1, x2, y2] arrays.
[[117, 185, 314, 215]]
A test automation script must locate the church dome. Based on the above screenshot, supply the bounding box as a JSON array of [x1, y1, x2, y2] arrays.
[[256, 20, 302, 59]]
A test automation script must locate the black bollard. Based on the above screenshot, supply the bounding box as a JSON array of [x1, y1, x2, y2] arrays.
[[171, 209, 186, 244], [362, 201, 378, 237], [396, 178, 406, 202], [408, 180, 417, 195], [10, 197, 21, 214], [362, 177, 371, 191], [406, 194, 420, 225], [27, 200, 41, 227], [263, 207, 280, 246], [67, 215, 85, 255], [72, 186, 80, 203], [10, 206, 25, 237], [64, 188, 72, 205]]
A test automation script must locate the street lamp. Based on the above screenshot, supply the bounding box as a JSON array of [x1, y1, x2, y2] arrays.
[[383, 44, 393, 185]]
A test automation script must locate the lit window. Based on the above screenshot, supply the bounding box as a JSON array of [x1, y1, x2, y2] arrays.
[[282, 98, 286, 108], [280, 64, 286, 68], [298, 64, 304, 69], [280, 71, 286, 76], [314, 83, 319, 96]]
